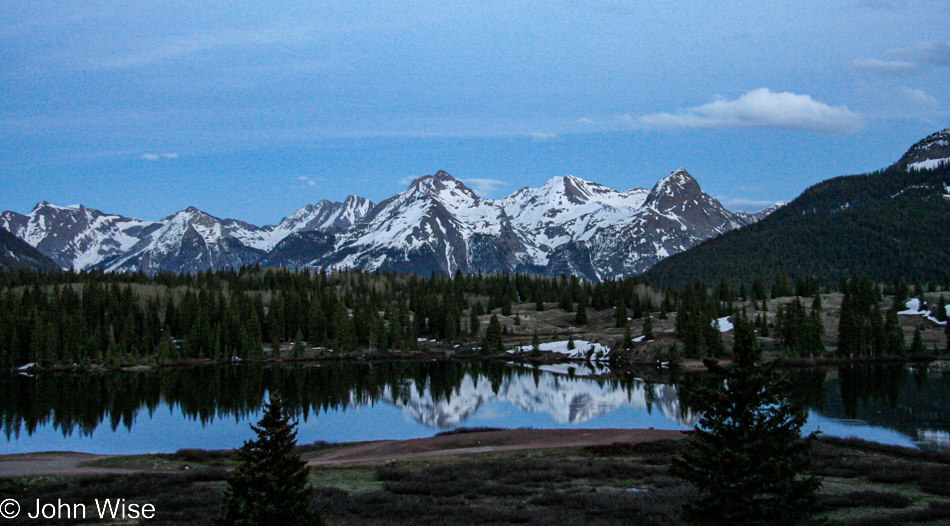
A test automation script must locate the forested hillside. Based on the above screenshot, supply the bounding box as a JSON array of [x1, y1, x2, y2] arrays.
[[642, 162, 950, 289]]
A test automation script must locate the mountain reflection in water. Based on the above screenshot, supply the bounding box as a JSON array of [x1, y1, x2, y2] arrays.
[[1, 361, 947, 454]]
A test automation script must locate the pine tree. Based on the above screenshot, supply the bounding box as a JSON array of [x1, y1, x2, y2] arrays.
[[910, 327, 926, 356], [574, 295, 588, 326], [642, 316, 654, 341], [469, 308, 480, 337], [482, 314, 504, 353], [671, 314, 820, 525], [615, 302, 628, 328], [216, 394, 323, 526]]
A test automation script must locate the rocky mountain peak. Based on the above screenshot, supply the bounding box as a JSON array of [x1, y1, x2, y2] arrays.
[[406, 171, 480, 205], [645, 168, 703, 212], [899, 127, 950, 171]]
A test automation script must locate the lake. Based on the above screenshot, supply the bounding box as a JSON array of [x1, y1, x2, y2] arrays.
[[1, 361, 948, 455]]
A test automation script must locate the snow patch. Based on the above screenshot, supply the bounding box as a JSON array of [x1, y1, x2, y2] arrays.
[[714, 316, 733, 332], [908, 157, 950, 171], [899, 298, 947, 326]]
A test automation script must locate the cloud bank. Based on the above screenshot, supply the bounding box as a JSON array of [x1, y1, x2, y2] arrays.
[[140, 152, 178, 161], [852, 58, 919, 76], [636, 88, 863, 133]]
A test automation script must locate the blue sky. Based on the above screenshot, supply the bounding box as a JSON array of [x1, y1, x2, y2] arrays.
[[2, 1, 948, 225]]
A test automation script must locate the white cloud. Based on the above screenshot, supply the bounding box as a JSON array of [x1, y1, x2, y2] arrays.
[[292, 175, 325, 189], [852, 58, 919, 76], [97, 24, 314, 69], [140, 152, 178, 161], [888, 40, 950, 66], [462, 178, 508, 197], [636, 88, 863, 133], [903, 88, 938, 106], [530, 132, 559, 142]]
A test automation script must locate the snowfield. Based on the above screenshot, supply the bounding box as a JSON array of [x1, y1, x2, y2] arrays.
[[898, 298, 947, 326]]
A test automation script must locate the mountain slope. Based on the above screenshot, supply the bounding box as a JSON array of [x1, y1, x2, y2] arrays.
[[312, 171, 513, 274], [0, 226, 59, 271], [642, 129, 950, 288], [543, 169, 751, 280], [101, 207, 267, 274], [235, 196, 374, 251]]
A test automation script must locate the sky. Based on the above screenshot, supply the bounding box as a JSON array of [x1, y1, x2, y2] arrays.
[[1, 1, 948, 226]]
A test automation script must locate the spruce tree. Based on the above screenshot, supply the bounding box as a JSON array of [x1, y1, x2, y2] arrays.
[[671, 314, 820, 525], [615, 302, 628, 328], [910, 327, 926, 356], [574, 295, 588, 326], [217, 394, 322, 526]]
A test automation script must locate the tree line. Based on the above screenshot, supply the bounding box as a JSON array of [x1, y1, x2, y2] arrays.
[[0, 267, 660, 368], [2, 265, 946, 368]]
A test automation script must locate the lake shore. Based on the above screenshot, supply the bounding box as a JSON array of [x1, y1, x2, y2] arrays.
[[0, 428, 685, 477], [2, 430, 949, 525]]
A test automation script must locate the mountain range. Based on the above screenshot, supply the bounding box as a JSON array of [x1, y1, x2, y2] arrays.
[[1, 168, 766, 280]]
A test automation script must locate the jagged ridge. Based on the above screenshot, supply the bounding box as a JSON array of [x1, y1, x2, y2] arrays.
[[2, 169, 773, 279]]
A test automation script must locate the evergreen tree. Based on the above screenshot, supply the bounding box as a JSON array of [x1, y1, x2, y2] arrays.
[[671, 314, 820, 525], [291, 329, 306, 359], [910, 327, 926, 356], [469, 307, 480, 337], [615, 302, 628, 328], [531, 330, 541, 356], [574, 295, 588, 326], [642, 316, 654, 341], [482, 314, 504, 353], [216, 394, 322, 526]]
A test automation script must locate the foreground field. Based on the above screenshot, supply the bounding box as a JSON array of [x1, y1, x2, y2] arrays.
[[2, 430, 949, 525]]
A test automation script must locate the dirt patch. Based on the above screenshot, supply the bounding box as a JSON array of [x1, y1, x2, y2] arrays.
[[308, 428, 684, 466], [0, 452, 121, 478]]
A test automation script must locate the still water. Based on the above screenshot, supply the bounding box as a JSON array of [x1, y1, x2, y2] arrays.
[[1, 361, 948, 455]]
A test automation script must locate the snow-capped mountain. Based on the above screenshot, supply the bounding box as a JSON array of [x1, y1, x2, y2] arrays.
[[0, 202, 157, 270], [734, 201, 788, 223], [2, 168, 771, 278], [542, 169, 753, 279], [233, 196, 374, 252], [101, 207, 268, 274], [501, 175, 651, 267], [327, 170, 511, 274]]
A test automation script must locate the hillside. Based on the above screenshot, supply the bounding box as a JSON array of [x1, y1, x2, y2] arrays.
[[642, 131, 950, 288]]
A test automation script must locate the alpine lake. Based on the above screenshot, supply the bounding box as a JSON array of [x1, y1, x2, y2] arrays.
[[2, 360, 949, 455]]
